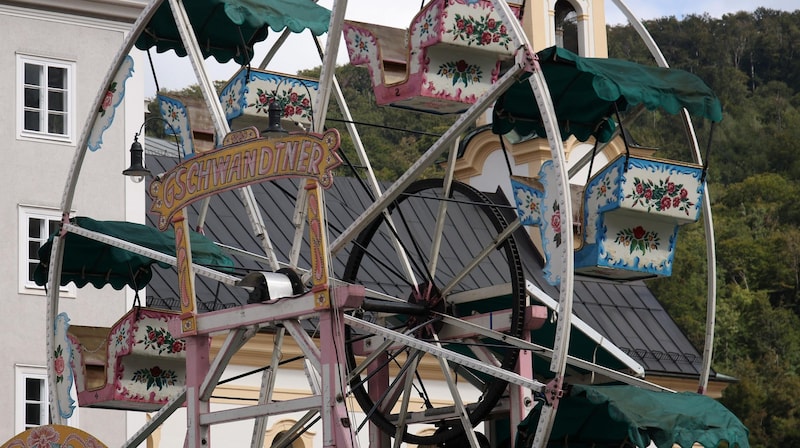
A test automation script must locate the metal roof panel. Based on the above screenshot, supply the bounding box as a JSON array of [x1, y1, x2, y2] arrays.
[[143, 153, 707, 378]]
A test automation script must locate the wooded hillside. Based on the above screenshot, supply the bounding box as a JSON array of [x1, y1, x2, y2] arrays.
[[607, 9, 800, 447]]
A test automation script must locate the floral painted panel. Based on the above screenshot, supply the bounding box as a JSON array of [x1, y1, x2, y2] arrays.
[[88, 55, 134, 152], [534, 160, 568, 286], [423, 46, 501, 103], [137, 325, 185, 355], [613, 225, 661, 255], [408, 0, 442, 75], [436, 59, 484, 88], [440, 0, 516, 54], [131, 365, 180, 392], [74, 309, 186, 408], [220, 70, 247, 120], [66, 334, 85, 394], [113, 311, 186, 403], [130, 313, 185, 359], [583, 158, 624, 243], [619, 158, 704, 222], [158, 95, 195, 158], [576, 156, 702, 278], [53, 313, 75, 419], [342, 23, 385, 88], [118, 354, 184, 404], [597, 213, 679, 276], [107, 317, 132, 387], [343, 0, 519, 113], [511, 176, 543, 226], [1, 425, 107, 448], [220, 68, 319, 127]]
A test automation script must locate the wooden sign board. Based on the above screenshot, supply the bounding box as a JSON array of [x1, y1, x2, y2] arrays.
[[149, 127, 342, 230]]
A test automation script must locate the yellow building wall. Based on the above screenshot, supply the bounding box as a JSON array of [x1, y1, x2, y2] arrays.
[[523, 0, 608, 56]]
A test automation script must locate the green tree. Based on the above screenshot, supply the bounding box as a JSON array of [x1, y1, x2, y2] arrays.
[[607, 12, 800, 446], [301, 64, 457, 181]]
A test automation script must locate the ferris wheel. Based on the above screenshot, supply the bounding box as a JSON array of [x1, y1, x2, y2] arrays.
[[1, 1, 750, 448]]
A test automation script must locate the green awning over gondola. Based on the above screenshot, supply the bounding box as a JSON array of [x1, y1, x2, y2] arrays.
[[493, 46, 723, 143], [516, 384, 749, 448], [34, 216, 234, 291], [135, 0, 331, 65]]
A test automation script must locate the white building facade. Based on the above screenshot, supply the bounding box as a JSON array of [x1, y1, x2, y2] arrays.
[[0, 1, 147, 444]]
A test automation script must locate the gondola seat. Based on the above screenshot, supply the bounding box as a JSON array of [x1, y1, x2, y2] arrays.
[[69, 308, 188, 411], [512, 155, 705, 283], [220, 67, 320, 132], [343, 0, 521, 114]]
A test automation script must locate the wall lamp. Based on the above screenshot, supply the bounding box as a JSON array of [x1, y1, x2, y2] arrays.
[[262, 100, 288, 136], [123, 116, 184, 181]]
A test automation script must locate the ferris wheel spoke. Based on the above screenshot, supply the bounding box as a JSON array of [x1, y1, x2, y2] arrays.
[[343, 179, 526, 445], [463, 337, 503, 368], [441, 219, 521, 297], [392, 353, 424, 447], [429, 336, 503, 391], [347, 239, 418, 289], [389, 195, 438, 288], [431, 333, 483, 448], [426, 180, 455, 278], [355, 348, 423, 434]]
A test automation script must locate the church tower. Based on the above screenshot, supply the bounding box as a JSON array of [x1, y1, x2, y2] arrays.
[[523, 0, 608, 57]]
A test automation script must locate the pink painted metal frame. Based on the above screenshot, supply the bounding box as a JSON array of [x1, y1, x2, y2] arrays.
[[170, 286, 365, 448]]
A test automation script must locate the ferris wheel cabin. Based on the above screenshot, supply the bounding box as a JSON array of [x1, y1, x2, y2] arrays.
[[343, 0, 522, 114]]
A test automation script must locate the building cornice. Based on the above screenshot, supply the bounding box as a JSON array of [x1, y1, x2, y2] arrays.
[[644, 374, 730, 399], [2, 0, 145, 24]]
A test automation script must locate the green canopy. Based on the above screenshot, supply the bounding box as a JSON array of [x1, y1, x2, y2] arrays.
[[516, 384, 749, 448], [493, 46, 723, 143], [34, 216, 234, 291], [135, 0, 331, 65]]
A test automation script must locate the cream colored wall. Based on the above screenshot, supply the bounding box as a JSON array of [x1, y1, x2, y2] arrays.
[[144, 354, 480, 448], [522, 0, 608, 56]]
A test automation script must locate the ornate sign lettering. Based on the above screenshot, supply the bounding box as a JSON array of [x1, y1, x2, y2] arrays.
[[149, 128, 342, 230]]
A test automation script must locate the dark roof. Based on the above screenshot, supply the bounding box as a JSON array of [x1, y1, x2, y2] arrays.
[[143, 152, 707, 379]]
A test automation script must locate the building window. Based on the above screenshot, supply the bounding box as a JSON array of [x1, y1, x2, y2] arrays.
[[554, 0, 579, 54], [16, 365, 81, 433], [22, 373, 47, 429], [17, 54, 75, 143], [18, 206, 73, 296], [15, 365, 78, 433]]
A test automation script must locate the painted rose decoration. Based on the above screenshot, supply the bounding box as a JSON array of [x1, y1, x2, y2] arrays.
[[614, 225, 660, 254], [627, 176, 695, 215]]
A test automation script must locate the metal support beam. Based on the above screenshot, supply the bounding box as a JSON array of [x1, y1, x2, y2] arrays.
[[344, 315, 546, 392], [251, 327, 284, 448]]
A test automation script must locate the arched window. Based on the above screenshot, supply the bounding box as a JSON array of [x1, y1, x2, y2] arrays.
[[264, 419, 315, 448], [554, 0, 579, 54], [270, 431, 302, 448]]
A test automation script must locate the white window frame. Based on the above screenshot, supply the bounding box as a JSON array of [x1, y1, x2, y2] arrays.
[[16, 53, 76, 144], [18, 205, 75, 297], [14, 365, 78, 433]]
